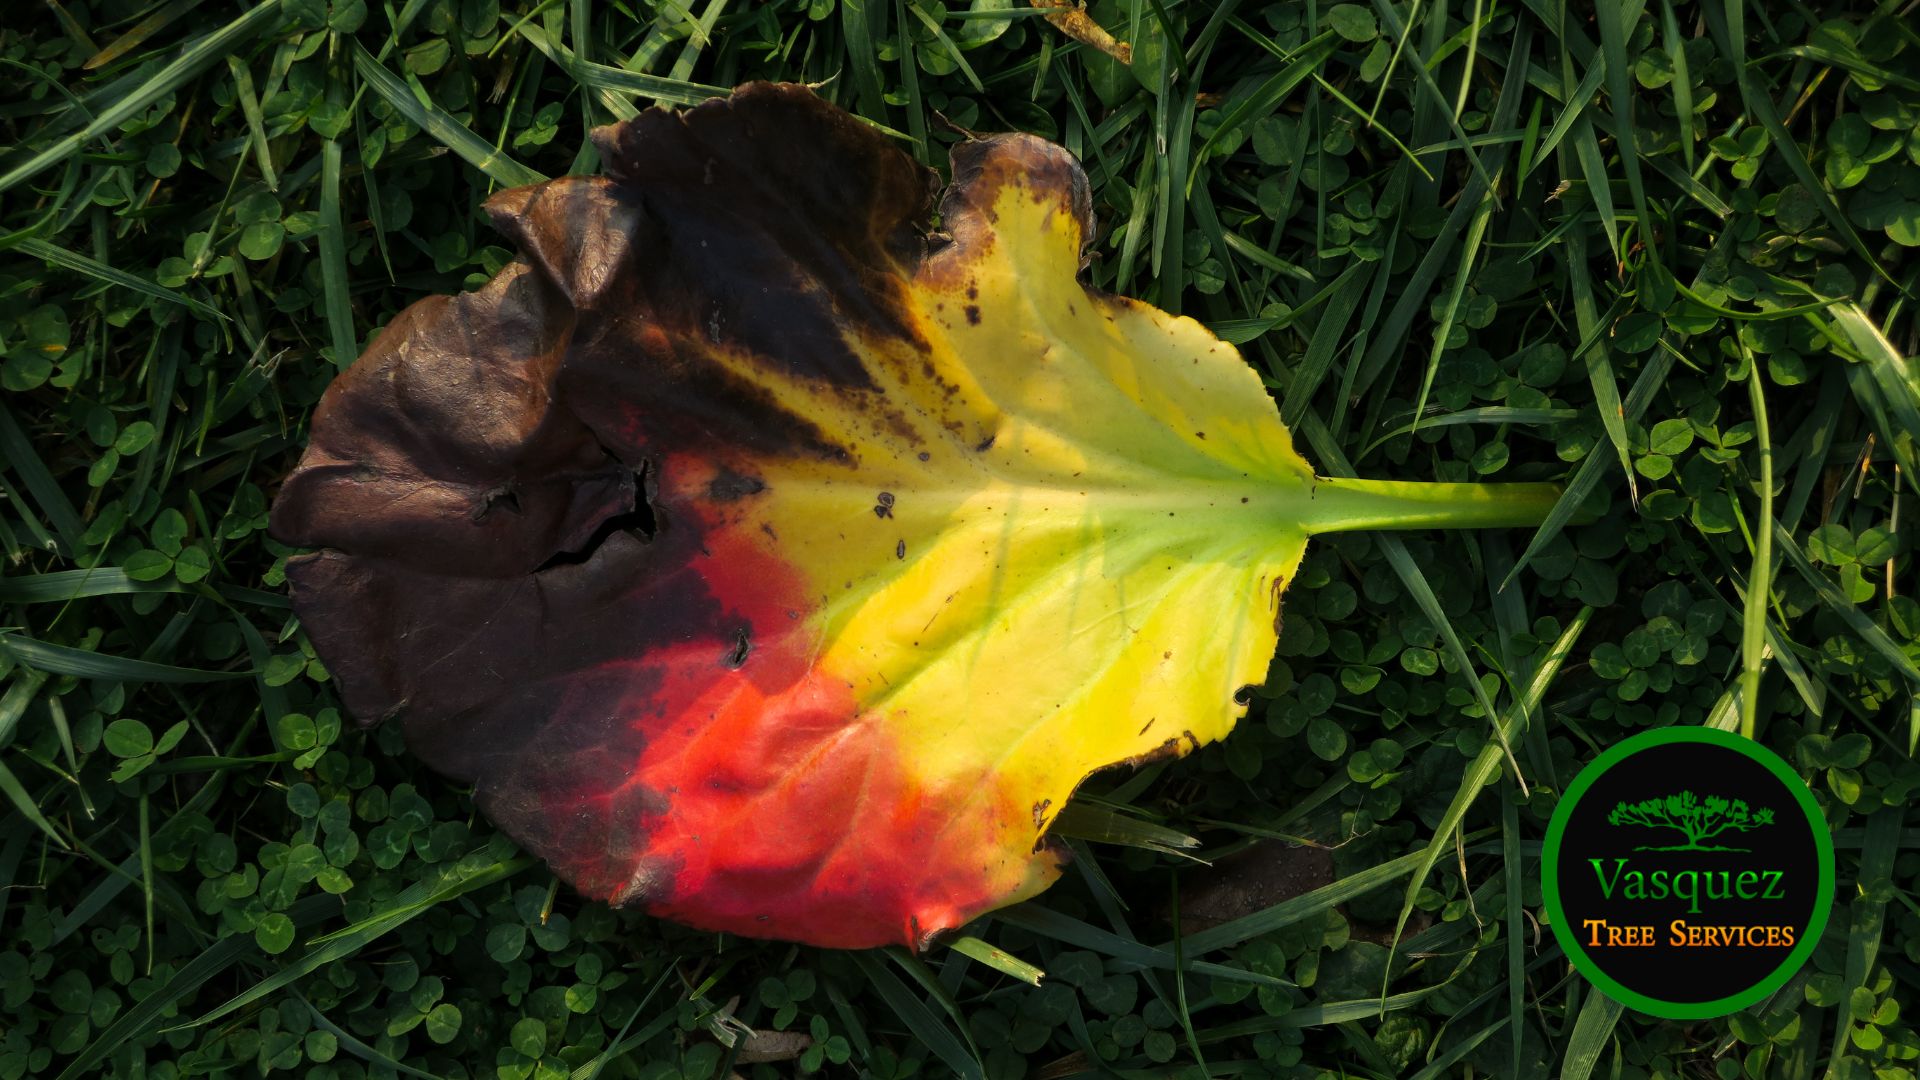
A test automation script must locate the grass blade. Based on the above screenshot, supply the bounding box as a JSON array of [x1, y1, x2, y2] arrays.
[[226, 53, 278, 189], [0, 633, 251, 683], [1523, 53, 1607, 183], [1703, 0, 1894, 287], [1190, 28, 1340, 183], [15, 238, 226, 321], [1410, 187, 1494, 430], [511, 22, 726, 113], [0, 567, 181, 603], [1048, 799, 1203, 859], [995, 903, 1290, 988], [1566, 231, 1637, 509], [0, 0, 287, 195], [297, 991, 450, 1080], [1596, 0, 1656, 264], [1168, 844, 1424, 955], [1282, 262, 1368, 427], [1822, 808, 1901, 1080], [1559, 989, 1626, 1080], [945, 935, 1043, 986], [54, 894, 340, 1080], [850, 950, 982, 1080], [0, 405, 85, 554], [1828, 302, 1920, 501], [1741, 354, 1773, 739], [1364, 406, 1578, 455], [1659, 0, 1695, 172], [1771, 524, 1920, 686], [318, 138, 358, 370], [349, 41, 546, 188], [1376, 608, 1594, 992], [1503, 346, 1675, 588], [0, 757, 68, 850], [188, 853, 534, 1027], [1502, 777, 1525, 1077], [840, 0, 888, 119]]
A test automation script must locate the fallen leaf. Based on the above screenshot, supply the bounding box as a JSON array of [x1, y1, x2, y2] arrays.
[[1030, 0, 1134, 64], [270, 83, 1560, 949], [734, 1030, 812, 1064]]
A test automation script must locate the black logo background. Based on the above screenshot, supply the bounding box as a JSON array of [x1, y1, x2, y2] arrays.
[[1553, 740, 1820, 1004]]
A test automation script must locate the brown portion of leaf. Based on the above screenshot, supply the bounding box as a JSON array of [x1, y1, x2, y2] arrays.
[[1029, 1, 1134, 64], [269, 260, 634, 579], [925, 130, 1097, 288], [486, 85, 943, 465]]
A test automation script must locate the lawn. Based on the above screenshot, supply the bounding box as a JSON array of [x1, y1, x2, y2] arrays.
[[2, 1, 1918, 1078]]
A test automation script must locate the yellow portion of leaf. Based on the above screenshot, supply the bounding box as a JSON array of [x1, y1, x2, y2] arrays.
[[660, 138, 1313, 886]]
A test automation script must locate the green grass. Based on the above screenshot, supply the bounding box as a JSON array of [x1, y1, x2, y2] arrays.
[[3, 1, 1920, 1078]]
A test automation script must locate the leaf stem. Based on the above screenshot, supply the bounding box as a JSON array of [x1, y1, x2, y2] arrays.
[[1299, 477, 1568, 535]]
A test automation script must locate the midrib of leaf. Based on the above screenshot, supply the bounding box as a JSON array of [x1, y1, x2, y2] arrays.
[[831, 516, 1293, 715]]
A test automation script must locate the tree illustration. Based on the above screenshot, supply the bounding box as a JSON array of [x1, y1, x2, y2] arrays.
[[1606, 791, 1777, 851]]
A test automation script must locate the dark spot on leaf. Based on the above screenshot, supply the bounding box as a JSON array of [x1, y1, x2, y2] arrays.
[[964, 305, 981, 325], [1031, 799, 1051, 829], [975, 434, 995, 453], [918, 451, 930, 462], [722, 627, 752, 669], [707, 467, 766, 501], [1127, 737, 1184, 767], [1137, 717, 1155, 735], [873, 491, 895, 519], [896, 539, 906, 560]]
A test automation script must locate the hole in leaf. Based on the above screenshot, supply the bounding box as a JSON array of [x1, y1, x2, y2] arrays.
[[535, 457, 657, 571], [722, 627, 752, 669], [472, 484, 522, 521]]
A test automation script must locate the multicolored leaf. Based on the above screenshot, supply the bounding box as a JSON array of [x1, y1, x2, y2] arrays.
[[269, 83, 1559, 949]]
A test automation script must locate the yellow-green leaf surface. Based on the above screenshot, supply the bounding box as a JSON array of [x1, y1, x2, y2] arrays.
[[270, 83, 1558, 949]]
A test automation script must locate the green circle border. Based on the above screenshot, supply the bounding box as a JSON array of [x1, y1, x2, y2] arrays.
[[1540, 726, 1836, 1020]]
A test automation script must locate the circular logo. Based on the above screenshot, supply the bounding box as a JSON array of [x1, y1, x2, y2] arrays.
[[1542, 727, 1835, 1018]]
